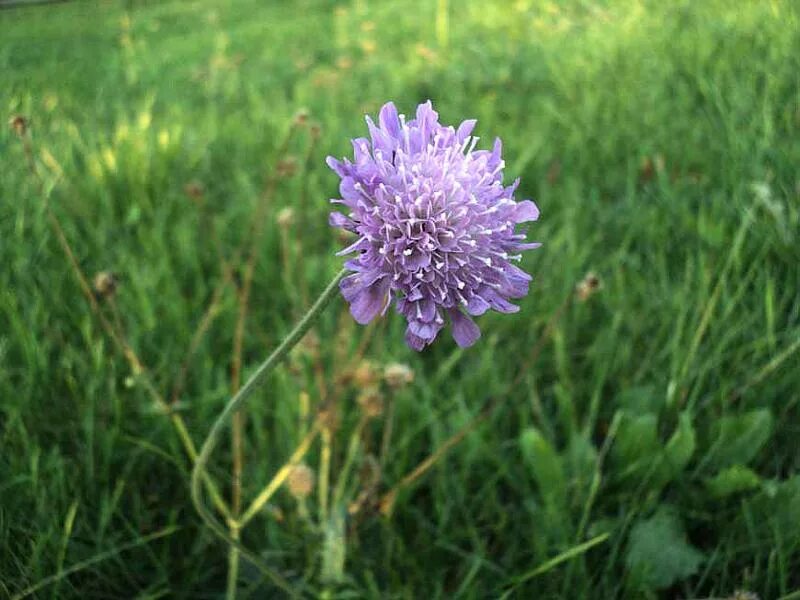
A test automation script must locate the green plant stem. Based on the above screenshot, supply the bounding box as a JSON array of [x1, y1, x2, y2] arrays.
[[190, 268, 346, 596], [226, 526, 240, 600], [332, 415, 368, 508], [319, 426, 332, 527], [239, 421, 322, 527]]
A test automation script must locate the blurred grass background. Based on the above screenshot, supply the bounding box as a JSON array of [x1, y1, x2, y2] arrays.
[[1, 0, 800, 597]]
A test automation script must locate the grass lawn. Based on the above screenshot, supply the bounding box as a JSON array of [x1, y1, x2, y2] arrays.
[[1, 0, 800, 597]]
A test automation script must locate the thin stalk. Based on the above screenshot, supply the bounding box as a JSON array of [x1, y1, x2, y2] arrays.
[[379, 397, 496, 517], [238, 420, 322, 527], [379, 394, 396, 468], [225, 122, 301, 595], [319, 426, 333, 527], [190, 269, 346, 594], [226, 526, 241, 600], [332, 415, 368, 508]]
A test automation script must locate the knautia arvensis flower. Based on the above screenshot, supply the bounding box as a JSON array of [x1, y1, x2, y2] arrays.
[[327, 101, 540, 350]]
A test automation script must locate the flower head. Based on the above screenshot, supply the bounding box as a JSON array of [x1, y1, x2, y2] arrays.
[[327, 101, 540, 350]]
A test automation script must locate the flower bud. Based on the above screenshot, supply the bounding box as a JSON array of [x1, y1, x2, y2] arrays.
[[576, 272, 602, 302], [356, 387, 383, 419], [93, 271, 119, 299], [352, 360, 379, 388], [293, 108, 310, 125], [277, 207, 295, 227], [383, 362, 414, 389], [9, 115, 27, 137], [183, 181, 204, 201], [276, 156, 298, 178], [287, 464, 314, 499]]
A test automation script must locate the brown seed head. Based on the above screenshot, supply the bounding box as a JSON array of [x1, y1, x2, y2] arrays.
[[183, 181, 204, 201], [9, 115, 28, 137], [318, 403, 340, 431], [277, 207, 295, 228], [576, 272, 602, 302], [287, 463, 315, 499], [293, 108, 310, 125], [93, 271, 119, 299], [276, 156, 298, 178], [309, 122, 322, 139], [352, 360, 380, 388], [384, 362, 414, 389], [357, 387, 384, 419]]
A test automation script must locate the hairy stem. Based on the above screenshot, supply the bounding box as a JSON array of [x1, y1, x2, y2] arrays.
[[190, 269, 346, 594]]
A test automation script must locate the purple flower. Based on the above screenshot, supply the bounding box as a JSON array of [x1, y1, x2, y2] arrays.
[[327, 101, 540, 351]]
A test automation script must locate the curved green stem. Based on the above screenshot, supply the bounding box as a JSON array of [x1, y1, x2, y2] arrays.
[[190, 268, 347, 597]]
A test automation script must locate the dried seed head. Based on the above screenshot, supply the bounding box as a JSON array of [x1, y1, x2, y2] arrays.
[[357, 387, 384, 418], [287, 463, 315, 499], [576, 272, 602, 302], [639, 154, 665, 183], [352, 360, 380, 388], [276, 156, 298, 178], [93, 271, 119, 299], [9, 115, 28, 137], [309, 122, 322, 139], [293, 108, 310, 125], [277, 207, 295, 227], [318, 403, 340, 431], [348, 454, 381, 515], [183, 181, 204, 201], [383, 362, 414, 389]]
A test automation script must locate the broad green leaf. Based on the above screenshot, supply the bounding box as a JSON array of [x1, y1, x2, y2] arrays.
[[612, 413, 659, 479], [705, 409, 773, 470], [750, 476, 800, 541], [625, 508, 704, 590], [520, 427, 567, 508], [566, 433, 598, 499], [705, 465, 761, 498], [661, 411, 696, 480], [617, 385, 662, 414]]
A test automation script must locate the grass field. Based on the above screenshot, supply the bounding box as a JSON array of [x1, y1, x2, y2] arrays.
[[2, 0, 800, 598]]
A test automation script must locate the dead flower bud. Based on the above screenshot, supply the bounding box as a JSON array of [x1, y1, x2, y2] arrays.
[[287, 463, 315, 499], [277, 207, 295, 227], [276, 156, 298, 178], [93, 271, 119, 299], [357, 387, 384, 418], [318, 403, 340, 431], [352, 360, 379, 388], [183, 181, 204, 201], [383, 362, 414, 389], [293, 108, 310, 125], [576, 272, 602, 302], [9, 115, 28, 137]]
